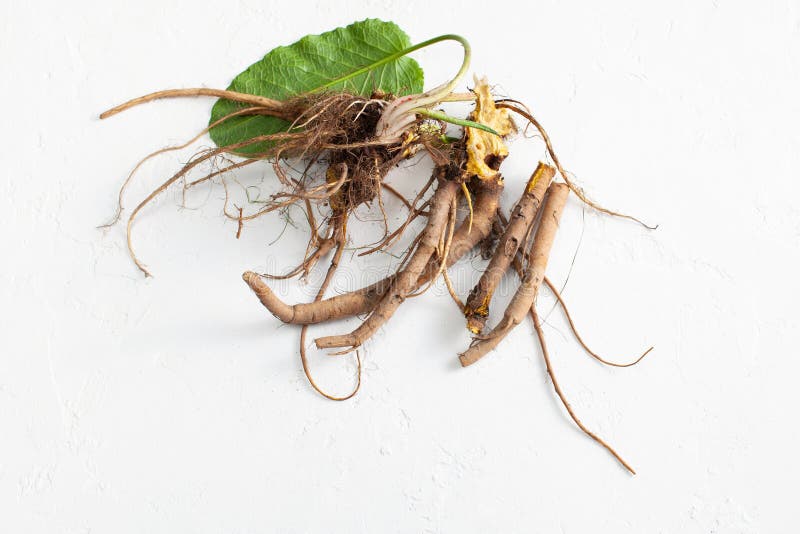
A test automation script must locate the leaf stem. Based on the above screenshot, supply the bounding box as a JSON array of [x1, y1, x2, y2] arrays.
[[415, 108, 499, 136], [441, 92, 477, 102], [373, 34, 474, 142], [318, 34, 471, 95]]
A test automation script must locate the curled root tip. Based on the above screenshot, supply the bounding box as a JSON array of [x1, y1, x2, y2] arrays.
[[241, 271, 296, 323], [301, 328, 362, 402], [636, 346, 655, 364], [131, 255, 153, 278], [243, 270, 265, 291], [615, 345, 655, 368], [601, 344, 653, 368], [135, 260, 153, 278], [299, 235, 362, 401]]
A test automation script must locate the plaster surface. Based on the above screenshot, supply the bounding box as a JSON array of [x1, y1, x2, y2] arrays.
[[2, 1, 798, 531]]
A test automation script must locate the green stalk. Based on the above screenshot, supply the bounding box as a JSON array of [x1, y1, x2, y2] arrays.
[[316, 34, 471, 96], [415, 108, 499, 136]]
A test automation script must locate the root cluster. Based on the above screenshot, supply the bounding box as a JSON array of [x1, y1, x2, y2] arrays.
[[103, 78, 653, 474]]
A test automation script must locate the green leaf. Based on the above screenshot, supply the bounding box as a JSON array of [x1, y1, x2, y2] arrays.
[[209, 19, 424, 154]]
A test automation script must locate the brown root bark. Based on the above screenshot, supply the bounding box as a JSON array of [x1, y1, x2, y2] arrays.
[[418, 175, 503, 284], [463, 162, 554, 333], [242, 175, 503, 324], [243, 270, 386, 324], [459, 182, 569, 367], [314, 176, 461, 350]]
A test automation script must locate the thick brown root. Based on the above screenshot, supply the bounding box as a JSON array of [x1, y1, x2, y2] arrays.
[[417, 175, 503, 284], [463, 162, 554, 333], [242, 271, 392, 324], [242, 175, 502, 324], [408, 193, 458, 298], [459, 182, 569, 367], [314, 176, 461, 350]]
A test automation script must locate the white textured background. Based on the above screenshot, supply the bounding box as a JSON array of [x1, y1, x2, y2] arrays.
[[2, 1, 799, 532]]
